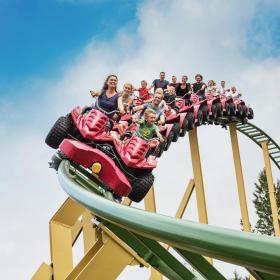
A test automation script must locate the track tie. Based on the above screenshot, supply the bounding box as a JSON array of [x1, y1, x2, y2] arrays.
[[273, 156, 280, 159], [269, 151, 280, 155], [242, 128, 256, 132], [256, 139, 269, 143], [268, 145, 276, 150], [256, 139, 268, 142], [237, 124, 251, 128], [254, 135, 266, 138], [268, 142, 275, 146], [249, 132, 262, 137], [245, 130, 258, 135]]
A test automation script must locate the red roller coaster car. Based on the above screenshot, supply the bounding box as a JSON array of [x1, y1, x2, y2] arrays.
[[46, 106, 157, 202], [46, 90, 254, 201]]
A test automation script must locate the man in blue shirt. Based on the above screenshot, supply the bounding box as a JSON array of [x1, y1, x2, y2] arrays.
[[149, 71, 169, 93], [133, 88, 165, 125]]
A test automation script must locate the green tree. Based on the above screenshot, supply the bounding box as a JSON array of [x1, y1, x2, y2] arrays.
[[231, 270, 249, 280], [253, 168, 280, 236]]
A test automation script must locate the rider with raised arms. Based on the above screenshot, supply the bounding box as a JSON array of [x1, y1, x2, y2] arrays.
[[90, 74, 125, 118]]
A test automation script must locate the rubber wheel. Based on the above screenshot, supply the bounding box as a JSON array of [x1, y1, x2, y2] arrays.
[[153, 141, 165, 158], [186, 112, 194, 131], [45, 116, 72, 149], [229, 103, 235, 116], [237, 104, 243, 118], [196, 110, 203, 126], [211, 104, 217, 119], [224, 103, 230, 116], [201, 105, 209, 123], [164, 130, 174, 151], [171, 123, 180, 142], [216, 103, 222, 117], [241, 105, 247, 118], [248, 108, 254, 119], [128, 173, 154, 202], [179, 116, 188, 136]]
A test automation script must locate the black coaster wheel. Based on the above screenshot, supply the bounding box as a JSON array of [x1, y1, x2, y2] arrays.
[[45, 116, 72, 149], [223, 103, 231, 116], [196, 110, 203, 126], [241, 105, 247, 118], [186, 112, 195, 131], [211, 104, 218, 119], [236, 104, 244, 118], [153, 141, 165, 158], [128, 173, 154, 202], [171, 122, 180, 142], [179, 115, 188, 136], [229, 103, 236, 116], [248, 107, 254, 119], [215, 103, 222, 118], [164, 130, 174, 151], [201, 105, 209, 123]]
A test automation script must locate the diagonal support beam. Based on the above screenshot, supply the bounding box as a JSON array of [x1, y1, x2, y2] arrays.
[[260, 141, 280, 236]]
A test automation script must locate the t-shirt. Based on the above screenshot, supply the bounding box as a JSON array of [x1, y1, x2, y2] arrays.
[[192, 82, 207, 97], [138, 87, 151, 100], [152, 79, 169, 92], [142, 103, 164, 120], [207, 86, 218, 97], [135, 120, 157, 140], [163, 92, 176, 108], [96, 90, 120, 116], [218, 86, 226, 95], [176, 83, 191, 99], [122, 94, 133, 106], [169, 82, 179, 91]]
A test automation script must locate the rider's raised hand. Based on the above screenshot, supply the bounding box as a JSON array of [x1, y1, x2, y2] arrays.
[[90, 90, 99, 97]]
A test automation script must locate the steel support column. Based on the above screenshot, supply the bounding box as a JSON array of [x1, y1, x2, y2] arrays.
[[229, 123, 251, 232], [50, 198, 85, 280], [65, 231, 137, 280], [229, 123, 255, 280], [188, 128, 212, 264], [82, 210, 97, 254], [31, 262, 52, 280], [165, 179, 195, 251], [260, 141, 280, 236], [175, 179, 195, 218], [188, 128, 208, 224]]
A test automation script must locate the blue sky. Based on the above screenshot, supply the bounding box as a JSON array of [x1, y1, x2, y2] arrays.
[[1, 1, 280, 279], [0, 0, 139, 90], [0, 0, 279, 96], [246, 1, 280, 59]]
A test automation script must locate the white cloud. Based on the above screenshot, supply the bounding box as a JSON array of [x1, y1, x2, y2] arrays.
[[1, 0, 280, 279]]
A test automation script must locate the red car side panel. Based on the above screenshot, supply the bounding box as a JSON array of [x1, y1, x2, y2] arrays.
[[71, 108, 108, 140], [59, 139, 132, 196], [113, 137, 157, 169], [178, 112, 187, 128]]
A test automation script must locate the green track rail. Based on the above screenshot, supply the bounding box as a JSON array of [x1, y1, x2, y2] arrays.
[[235, 121, 280, 170], [58, 161, 280, 280]]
